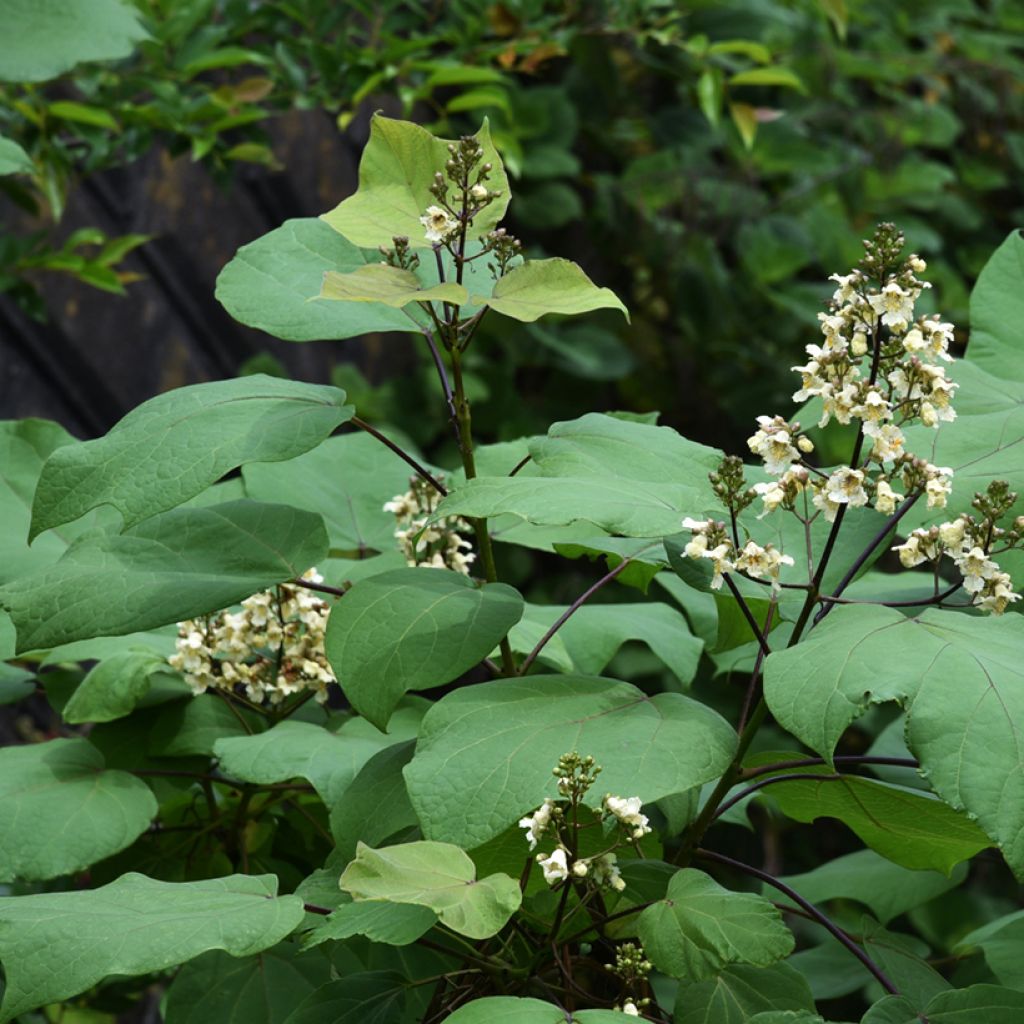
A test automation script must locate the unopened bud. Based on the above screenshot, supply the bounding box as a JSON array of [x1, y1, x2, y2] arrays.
[[851, 332, 869, 356], [797, 436, 815, 454]]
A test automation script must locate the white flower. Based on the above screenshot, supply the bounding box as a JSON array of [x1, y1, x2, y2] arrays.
[[826, 467, 869, 508], [975, 572, 1022, 615], [537, 848, 570, 885], [924, 465, 954, 509], [704, 543, 735, 590], [818, 382, 859, 428], [955, 547, 1000, 594], [470, 183, 489, 201], [684, 533, 709, 559], [875, 479, 903, 515], [736, 541, 794, 593], [871, 423, 905, 462], [420, 205, 457, 243], [893, 534, 927, 568], [753, 480, 785, 516], [938, 518, 966, 550], [829, 271, 861, 305], [622, 1002, 640, 1017], [850, 331, 869, 357], [604, 795, 652, 839], [518, 798, 555, 850], [681, 516, 710, 530], [868, 282, 915, 331], [592, 852, 626, 892], [747, 415, 800, 476]]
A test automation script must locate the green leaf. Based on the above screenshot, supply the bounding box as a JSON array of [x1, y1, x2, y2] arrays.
[[404, 675, 736, 848], [340, 840, 521, 940], [864, 984, 1024, 1024], [214, 717, 417, 805], [321, 115, 509, 248], [282, 972, 408, 1024], [243, 433, 416, 554], [774, 849, 967, 925], [472, 258, 628, 323], [2, 501, 328, 653], [729, 66, 807, 92], [30, 375, 351, 537], [0, 873, 304, 1021], [763, 606, 1024, 875], [0, 0, 149, 82], [674, 962, 816, 1024], [216, 218, 421, 341], [0, 738, 156, 882], [47, 100, 120, 131], [163, 945, 331, 1024], [303, 899, 436, 948], [320, 264, 467, 307], [0, 136, 32, 176], [511, 602, 703, 685], [63, 648, 174, 723], [965, 230, 1024, 382], [638, 868, 794, 981], [957, 910, 1024, 990], [324, 568, 524, 729], [861, 918, 950, 1010], [149, 693, 256, 757], [763, 772, 990, 873], [730, 102, 758, 149], [443, 997, 625, 1022], [329, 739, 418, 853]]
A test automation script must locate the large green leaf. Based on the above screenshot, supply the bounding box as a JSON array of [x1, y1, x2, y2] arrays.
[[320, 115, 509, 247], [404, 675, 736, 848], [243, 433, 414, 553], [674, 963, 816, 1024], [282, 972, 408, 1024], [444, 998, 625, 1023], [1, 500, 328, 653], [764, 606, 1024, 875], [638, 868, 794, 981], [324, 568, 524, 729], [965, 230, 1024, 382], [163, 945, 331, 1024], [0, 873, 305, 1021], [213, 712, 421, 806], [773, 849, 966, 926], [0, 738, 156, 882], [340, 840, 521, 940], [30, 375, 351, 537], [0, 0, 149, 82], [510, 602, 703, 685], [863, 985, 1024, 1024], [215, 218, 421, 341], [472, 258, 628, 322], [761, 771, 991, 873], [320, 264, 468, 307]]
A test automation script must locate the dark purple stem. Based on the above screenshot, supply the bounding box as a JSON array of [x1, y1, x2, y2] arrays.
[[352, 415, 447, 496]]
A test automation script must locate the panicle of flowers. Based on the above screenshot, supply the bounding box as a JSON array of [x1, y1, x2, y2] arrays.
[[605, 942, 652, 1016], [419, 134, 502, 248], [169, 569, 335, 705], [892, 482, 1023, 614], [384, 474, 476, 574]]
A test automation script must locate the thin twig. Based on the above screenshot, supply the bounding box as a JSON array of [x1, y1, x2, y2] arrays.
[[291, 578, 347, 597], [737, 596, 776, 733], [352, 415, 447, 496], [696, 848, 901, 996], [508, 454, 532, 477], [722, 574, 772, 658], [423, 329, 461, 445]]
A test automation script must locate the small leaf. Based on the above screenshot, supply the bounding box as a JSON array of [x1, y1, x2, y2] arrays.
[[0, 738, 156, 881], [319, 264, 468, 308], [30, 375, 352, 537], [638, 868, 794, 981], [729, 102, 758, 149], [47, 100, 120, 131], [697, 68, 724, 127], [473, 258, 628, 323], [729, 66, 807, 92], [1, 501, 328, 653], [0, 873, 304, 1021], [0, 136, 32, 176], [324, 568, 524, 729], [303, 899, 436, 948], [340, 840, 521, 940]]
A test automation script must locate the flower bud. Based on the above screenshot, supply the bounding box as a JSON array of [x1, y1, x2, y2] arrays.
[[851, 332, 869, 356], [797, 436, 815, 454]]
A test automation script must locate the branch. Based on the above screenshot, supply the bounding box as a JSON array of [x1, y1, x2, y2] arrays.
[[740, 755, 919, 782], [351, 415, 448, 496], [291, 578, 346, 597], [423, 328, 461, 446], [722, 574, 772, 659], [696, 848, 901, 996], [737, 596, 775, 732], [817, 580, 961, 610]]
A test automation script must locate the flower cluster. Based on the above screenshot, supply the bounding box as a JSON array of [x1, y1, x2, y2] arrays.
[[602, 795, 653, 841], [681, 517, 794, 592], [384, 474, 475, 574], [169, 569, 335, 705], [605, 942, 653, 1017], [418, 134, 502, 248]]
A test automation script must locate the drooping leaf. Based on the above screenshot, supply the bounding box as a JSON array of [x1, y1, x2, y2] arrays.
[[638, 868, 794, 981], [0, 738, 156, 882], [472, 258, 628, 323], [774, 850, 967, 926], [303, 898, 437, 948], [321, 115, 509, 247], [324, 568, 524, 729], [1, 501, 328, 653], [163, 945, 331, 1024], [0, 0, 149, 82], [340, 840, 521, 940], [861, 918, 950, 1010], [763, 606, 1024, 875], [762, 772, 991, 873], [0, 136, 32, 176], [62, 648, 177, 724], [215, 218, 421, 341], [674, 962, 816, 1024], [0, 873, 305, 1021], [320, 264, 468, 307], [443, 997, 626, 1023], [281, 972, 408, 1024], [405, 675, 736, 848], [30, 375, 352, 537]]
